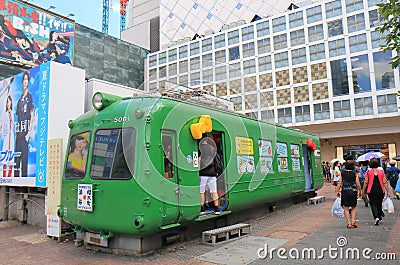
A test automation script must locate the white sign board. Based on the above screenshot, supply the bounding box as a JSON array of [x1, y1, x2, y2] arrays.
[[77, 184, 93, 212]]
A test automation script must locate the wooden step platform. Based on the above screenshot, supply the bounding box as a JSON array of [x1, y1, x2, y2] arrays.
[[308, 195, 325, 205], [202, 223, 251, 246]]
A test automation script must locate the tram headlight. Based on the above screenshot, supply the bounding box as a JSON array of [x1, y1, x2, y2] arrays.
[[68, 120, 75, 129], [93, 93, 103, 110], [134, 216, 144, 228], [92, 92, 122, 111]]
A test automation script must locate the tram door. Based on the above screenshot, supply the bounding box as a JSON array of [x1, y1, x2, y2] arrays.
[[302, 145, 313, 190], [161, 131, 180, 225]]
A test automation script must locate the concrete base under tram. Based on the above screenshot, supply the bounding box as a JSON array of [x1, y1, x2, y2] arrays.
[[76, 190, 316, 256]]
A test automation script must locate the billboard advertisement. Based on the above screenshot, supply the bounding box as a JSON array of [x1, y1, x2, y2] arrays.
[[0, 62, 49, 187], [0, 0, 74, 66]]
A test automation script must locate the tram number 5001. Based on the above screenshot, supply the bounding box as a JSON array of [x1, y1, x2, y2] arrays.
[[114, 116, 130, 123]]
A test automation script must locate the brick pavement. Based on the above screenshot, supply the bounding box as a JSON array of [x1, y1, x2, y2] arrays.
[[0, 182, 399, 264]]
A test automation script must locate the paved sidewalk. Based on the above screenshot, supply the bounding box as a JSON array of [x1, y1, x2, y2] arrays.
[[0, 182, 399, 264]]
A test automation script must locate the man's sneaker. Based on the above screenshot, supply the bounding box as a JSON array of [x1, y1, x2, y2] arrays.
[[214, 207, 221, 215], [200, 206, 206, 214]]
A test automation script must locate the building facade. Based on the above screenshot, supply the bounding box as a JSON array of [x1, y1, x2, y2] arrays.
[[144, 0, 400, 162]]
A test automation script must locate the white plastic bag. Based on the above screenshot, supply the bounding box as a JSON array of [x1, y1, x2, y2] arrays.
[[332, 197, 344, 218], [385, 197, 395, 214]]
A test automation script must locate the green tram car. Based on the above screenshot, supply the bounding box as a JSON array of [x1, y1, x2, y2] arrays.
[[58, 91, 323, 253]]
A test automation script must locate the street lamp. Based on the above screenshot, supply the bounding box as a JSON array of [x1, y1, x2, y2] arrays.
[[66, 13, 75, 18], [47, 5, 56, 11]]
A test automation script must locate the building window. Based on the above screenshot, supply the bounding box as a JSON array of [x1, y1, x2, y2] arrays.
[[190, 72, 200, 86], [351, 54, 371, 93], [331, 59, 349, 96], [273, 34, 287, 50], [214, 34, 226, 49], [230, 96, 242, 111], [278, 107, 292, 124], [328, 20, 343, 37], [333, 100, 351, 118], [309, 43, 325, 61], [149, 54, 157, 67], [314, 103, 330, 120], [368, 0, 385, 7], [276, 70, 290, 87], [168, 48, 177, 61], [229, 46, 240, 61], [243, 59, 256, 75], [290, 29, 305, 47], [149, 68, 157, 81], [242, 25, 254, 41], [168, 63, 177, 76], [229, 62, 241, 78], [258, 38, 271, 54], [371, 29, 387, 49], [215, 50, 226, 64], [190, 56, 200, 71], [272, 16, 286, 33], [306, 5, 322, 24], [228, 29, 240, 45], [293, 66, 308, 84], [347, 13, 365, 33], [257, 21, 270, 37], [202, 69, 213, 82], [326, 0, 342, 19], [294, 84, 309, 101], [215, 66, 227, 81], [377, 94, 398, 113], [295, 105, 311, 122], [291, 48, 307, 65], [190, 42, 200, 56], [369, 9, 385, 28], [202, 38, 212, 52], [179, 60, 188, 73], [258, 56, 272, 72], [354, 97, 373, 116], [329, 39, 345, 57], [202, 53, 213, 68], [159, 52, 167, 64], [308, 24, 324, 42], [349, 33, 367, 53], [289, 11, 303, 28], [243, 42, 255, 58], [274, 52, 289, 69], [179, 45, 188, 59], [374, 52, 395, 90], [346, 0, 364, 13]]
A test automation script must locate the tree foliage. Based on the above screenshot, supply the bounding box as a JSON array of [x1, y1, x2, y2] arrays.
[[378, 0, 400, 68]]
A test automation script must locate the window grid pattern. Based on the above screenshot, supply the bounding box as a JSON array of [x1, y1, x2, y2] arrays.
[[290, 29, 305, 47], [334, 100, 351, 118], [326, 0, 342, 19], [293, 66, 308, 84], [272, 16, 286, 33], [309, 43, 326, 61], [242, 25, 254, 41], [349, 33, 367, 53], [377, 94, 398, 113], [257, 38, 271, 54], [312, 82, 329, 100], [228, 30, 240, 45], [294, 85, 309, 103], [243, 42, 255, 58], [274, 52, 289, 69], [256, 21, 270, 37], [243, 59, 256, 75], [260, 91, 274, 107], [308, 24, 324, 42], [244, 76, 257, 92], [275, 69, 290, 87], [190, 42, 200, 55], [295, 105, 311, 122], [347, 13, 365, 33], [273, 34, 288, 50], [214, 34, 226, 49], [289, 11, 304, 28], [292, 48, 307, 65], [259, 56, 272, 72], [329, 39, 346, 57], [168, 49, 177, 61], [276, 88, 291, 105], [215, 82, 227, 97], [306, 6, 322, 23], [314, 102, 330, 120], [259, 73, 273, 89], [202, 38, 212, 52], [311, 63, 327, 81], [346, 0, 364, 13], [278, 107, 292, 124], [354, 97, 373, 116]]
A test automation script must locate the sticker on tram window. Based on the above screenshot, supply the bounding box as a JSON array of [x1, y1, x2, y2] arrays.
[[235, 136, 254, 155]]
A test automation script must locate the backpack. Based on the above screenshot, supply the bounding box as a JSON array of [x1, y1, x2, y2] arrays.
[[214, 152, 224, 176]]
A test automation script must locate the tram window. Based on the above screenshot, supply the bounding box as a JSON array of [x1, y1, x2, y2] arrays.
[[276, 142, 289, 172], [162, 135, 174, 178], [65, 131, 91, 179], [90, 128, 136, 179]]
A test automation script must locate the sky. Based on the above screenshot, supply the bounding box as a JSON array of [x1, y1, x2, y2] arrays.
[[25, 0, 122, 38]]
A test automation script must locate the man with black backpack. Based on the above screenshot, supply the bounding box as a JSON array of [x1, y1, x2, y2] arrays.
[[386, 160, 400, 199], [199, 133, 221, 214]]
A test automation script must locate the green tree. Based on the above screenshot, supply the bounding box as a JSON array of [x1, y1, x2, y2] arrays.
[[378, 0, 400, 68]]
